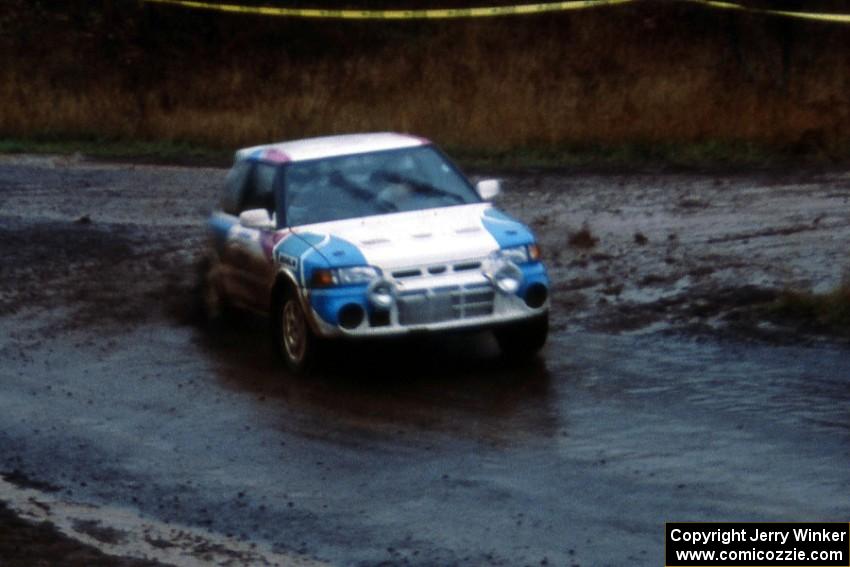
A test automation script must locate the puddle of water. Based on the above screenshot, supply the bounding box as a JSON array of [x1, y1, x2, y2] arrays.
[[548, 330, 850, 436], [197, 318, 563, 445]]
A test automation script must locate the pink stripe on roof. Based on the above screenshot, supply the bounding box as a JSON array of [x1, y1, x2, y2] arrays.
[[263, 148, 290, 163]]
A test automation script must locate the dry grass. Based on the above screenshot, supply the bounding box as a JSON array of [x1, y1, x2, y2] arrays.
[[769, 284, 850, 333], [2, 3, 850, 156]]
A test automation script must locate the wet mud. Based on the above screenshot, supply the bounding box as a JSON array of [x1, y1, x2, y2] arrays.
[[1, 155, 849, 565], [0, 500, 166, 567]]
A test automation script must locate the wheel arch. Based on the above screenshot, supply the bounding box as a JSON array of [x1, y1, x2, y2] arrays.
[[270, 269, 323, 335], [271, 269, 300, 306]]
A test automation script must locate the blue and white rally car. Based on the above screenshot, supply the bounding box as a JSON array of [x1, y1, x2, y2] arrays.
[[204, 133, 550, 373]]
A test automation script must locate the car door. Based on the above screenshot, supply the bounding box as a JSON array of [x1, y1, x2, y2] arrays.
[[222, 161, 279, 312]]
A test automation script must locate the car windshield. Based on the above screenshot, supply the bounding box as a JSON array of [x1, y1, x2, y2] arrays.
[[282, 145, 480, 226]]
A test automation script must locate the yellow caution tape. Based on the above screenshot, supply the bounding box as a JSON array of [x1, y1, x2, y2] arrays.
[[689, 0, 850, 23], [143, 0, 635, 19], [144, 0, 850, 23]]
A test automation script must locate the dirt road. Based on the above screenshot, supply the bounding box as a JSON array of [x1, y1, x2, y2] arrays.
[[1, 155, 848, 565]]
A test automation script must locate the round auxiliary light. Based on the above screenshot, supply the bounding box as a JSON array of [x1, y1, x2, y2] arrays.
[[367, 278, 396, 309], [492, 261, 523, 295]]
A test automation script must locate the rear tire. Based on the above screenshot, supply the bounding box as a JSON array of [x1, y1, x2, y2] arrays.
[[494, 313, 549, 361], [272, 289, 318, 375]]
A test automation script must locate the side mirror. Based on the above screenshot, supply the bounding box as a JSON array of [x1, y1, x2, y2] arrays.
[[239, 208, 275, 229], [475, 179, 501, 201]]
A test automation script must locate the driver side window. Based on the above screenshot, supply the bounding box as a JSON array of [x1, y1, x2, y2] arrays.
[[240, 162, 277, 217], [222, 161, 252, 215]]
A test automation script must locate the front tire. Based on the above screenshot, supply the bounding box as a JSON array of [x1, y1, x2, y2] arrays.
[[273, 290, 318, 375], [494, 313, 549, 361]]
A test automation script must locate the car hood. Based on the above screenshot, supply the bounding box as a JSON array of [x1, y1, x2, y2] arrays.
[[292, 203, 518, 271]]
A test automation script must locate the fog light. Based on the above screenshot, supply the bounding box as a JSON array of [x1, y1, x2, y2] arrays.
[[491, 262, 523, 295], [524, 283, 548, 308], [338, 304, 365, 329], [368, 278, 396, 309]]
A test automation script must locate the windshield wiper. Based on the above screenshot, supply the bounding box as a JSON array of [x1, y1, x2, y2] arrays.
[[374, 171, 466, 204], [330, 171, 396, 213]]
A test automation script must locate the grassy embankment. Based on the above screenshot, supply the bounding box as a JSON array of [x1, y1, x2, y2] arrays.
[[2, 0, 850, 166], [768, 285, 850, 337]]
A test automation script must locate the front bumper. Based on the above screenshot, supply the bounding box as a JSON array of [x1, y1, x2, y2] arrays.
[[303, 262, 549, 338]]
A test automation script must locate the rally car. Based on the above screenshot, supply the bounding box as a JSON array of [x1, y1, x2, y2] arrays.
[[203, 133, 550, 373]]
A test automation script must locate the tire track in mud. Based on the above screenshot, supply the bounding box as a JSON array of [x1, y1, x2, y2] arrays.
[[496, 170, 850, 341], [0, 475, 324, 567]]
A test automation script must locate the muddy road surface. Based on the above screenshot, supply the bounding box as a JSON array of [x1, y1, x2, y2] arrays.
[[1, 155, 849, 566]]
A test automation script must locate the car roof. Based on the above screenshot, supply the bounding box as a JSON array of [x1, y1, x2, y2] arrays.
[[235, 132, 429, 164]]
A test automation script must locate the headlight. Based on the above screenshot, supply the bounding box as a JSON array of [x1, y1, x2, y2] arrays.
[[491, 262, 523, 294], [498, 243, 541, 264], [367, 278, 396, 309], [483, 256, 524, 295], [310, 266, 380, 287]]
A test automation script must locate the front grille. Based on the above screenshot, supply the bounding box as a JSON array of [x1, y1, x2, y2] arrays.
[[392, 261, 483, 280], [392, 268, 422, 279], [453, 261, 482, 272], [397, 282, 495, 325]]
